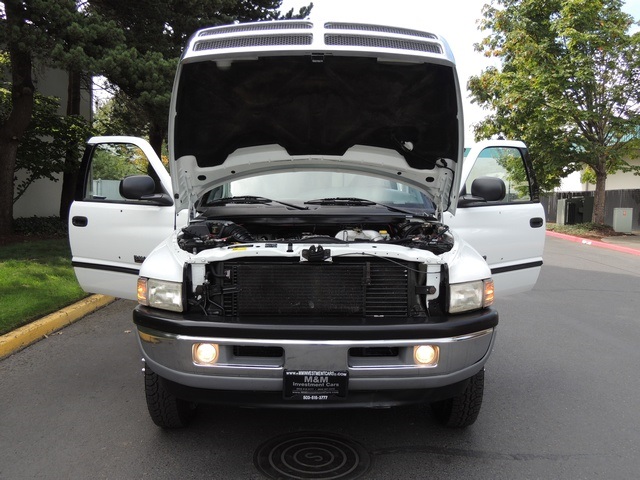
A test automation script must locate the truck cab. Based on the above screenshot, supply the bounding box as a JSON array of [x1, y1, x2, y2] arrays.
[[69, 20, 545, 428]]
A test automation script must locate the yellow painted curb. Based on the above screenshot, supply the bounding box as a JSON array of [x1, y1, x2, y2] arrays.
[[0, 294, 116, 359]]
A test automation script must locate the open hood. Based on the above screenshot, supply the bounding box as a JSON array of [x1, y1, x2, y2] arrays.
[[168, 20, 464, 216]]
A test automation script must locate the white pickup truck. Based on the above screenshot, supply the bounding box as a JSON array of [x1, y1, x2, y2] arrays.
[[69, 20, 545, 428]]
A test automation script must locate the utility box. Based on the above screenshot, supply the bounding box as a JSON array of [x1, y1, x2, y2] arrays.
[[557, 197, 594, 225], [566, 199, 579, 224], [613, 208, 633, 233], [557, 198, 567, 225], [580, 196, 594, 224]]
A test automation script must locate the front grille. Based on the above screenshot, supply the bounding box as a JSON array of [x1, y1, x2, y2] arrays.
[[219, 260, 414, 318], [194, 34, 312, 51], [325, 34, 442, 54]]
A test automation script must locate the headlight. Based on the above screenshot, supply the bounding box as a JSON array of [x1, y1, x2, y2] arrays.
[[137, 277, 183, 312], [449, 279, 494, 314]]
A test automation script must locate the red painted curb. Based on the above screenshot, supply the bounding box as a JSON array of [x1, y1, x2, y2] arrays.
[[546, 231, 640, 256]]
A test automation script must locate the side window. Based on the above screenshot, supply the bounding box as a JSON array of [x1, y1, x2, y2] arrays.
[[84, 143, 167, 202], [464, 147, 531, 203]]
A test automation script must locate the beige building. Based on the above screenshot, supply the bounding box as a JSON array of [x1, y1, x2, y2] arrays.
[[559, 154, 640, 192]]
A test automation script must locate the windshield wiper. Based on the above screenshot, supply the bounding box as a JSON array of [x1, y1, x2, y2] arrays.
[[305, 197, 434, 218], [304, 197, 377, 206], [206, 196, 307, 210]]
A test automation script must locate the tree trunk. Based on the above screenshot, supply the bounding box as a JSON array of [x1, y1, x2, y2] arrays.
[[148, 121, 165, 158], [0, 142, 21, 235], [0, 1, 35, 235], [59, 71, 83, 223], [592, 165, 607, 226]]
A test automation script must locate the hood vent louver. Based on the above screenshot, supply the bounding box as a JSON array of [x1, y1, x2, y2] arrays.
[[198, 21, 312, 37], [325, 22, 438, 40], [324, 34, 442, 54], [195, 34, 313, 51], [193, 20, 442, 54]]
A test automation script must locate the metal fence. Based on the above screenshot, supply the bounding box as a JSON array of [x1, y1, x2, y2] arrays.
[[541, 189, 640, 230], [92, 179, 123, 200]]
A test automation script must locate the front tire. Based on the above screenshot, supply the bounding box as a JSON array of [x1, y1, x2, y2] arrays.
[[430, 368, 485, 428], [144, 366, 196, 428]]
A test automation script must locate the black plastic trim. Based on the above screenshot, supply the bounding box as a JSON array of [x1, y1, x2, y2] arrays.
[[71, 216, 88, 227], [530, 217, 544, 228], [133, 305, 498, 341], [72, 261, 139, 276], [457, 199, 541, 209], [491, 260, 543, 275]]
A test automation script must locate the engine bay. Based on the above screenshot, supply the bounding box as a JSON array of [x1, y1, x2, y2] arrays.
[[178, 215, 454, 255]]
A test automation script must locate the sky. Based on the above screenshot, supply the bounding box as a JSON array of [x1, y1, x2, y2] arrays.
[[280, 0, 640, 144]]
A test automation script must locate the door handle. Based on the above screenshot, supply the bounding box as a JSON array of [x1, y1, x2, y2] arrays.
[[530, 217, 544, 228], [72, 216, 88, 227]]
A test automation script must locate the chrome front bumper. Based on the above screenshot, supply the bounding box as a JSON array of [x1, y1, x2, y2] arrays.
[[137, 326, 496, 393]]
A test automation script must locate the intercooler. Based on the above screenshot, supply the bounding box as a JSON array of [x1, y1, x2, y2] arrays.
[[218, 260, 418, 318]]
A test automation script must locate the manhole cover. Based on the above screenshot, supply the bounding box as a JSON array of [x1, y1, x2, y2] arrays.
[[254, 431, 372, 480]]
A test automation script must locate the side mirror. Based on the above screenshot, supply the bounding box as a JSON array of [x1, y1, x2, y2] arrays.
[[120, 175, 155, 198], [120, 175, 173, 206], [471, 176, 506, 201], [458, 177, 506, 207]]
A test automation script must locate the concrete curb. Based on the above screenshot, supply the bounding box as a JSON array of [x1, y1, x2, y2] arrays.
[[0, 294, 116, 360], [546, 231, 640, 256]]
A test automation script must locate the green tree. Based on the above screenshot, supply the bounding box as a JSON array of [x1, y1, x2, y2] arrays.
[[0, 0, 121, 234], [0, 1, 312, 235], [469, 0, 640, 225], [91, 144, 153, 180], [0, 89, 92, 203], [42, 3, 124, 221], [0, 0, 35, 235], [93, 91, 149, 138]]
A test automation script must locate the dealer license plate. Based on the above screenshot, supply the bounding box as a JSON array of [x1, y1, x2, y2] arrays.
[[284, 370, 348, 401]]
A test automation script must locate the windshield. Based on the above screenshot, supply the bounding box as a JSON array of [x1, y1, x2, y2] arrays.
[[200, 171, 435, 212]]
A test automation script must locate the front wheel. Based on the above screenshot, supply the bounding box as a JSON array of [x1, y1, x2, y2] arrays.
[[144, 366, 196, 428], [430, 368, 485, 428]]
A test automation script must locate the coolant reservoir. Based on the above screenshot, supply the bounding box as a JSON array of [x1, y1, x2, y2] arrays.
[[335, 229, 384, 242]]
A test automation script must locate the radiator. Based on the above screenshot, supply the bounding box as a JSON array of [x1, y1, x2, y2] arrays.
[[220, 260, 412, 317]]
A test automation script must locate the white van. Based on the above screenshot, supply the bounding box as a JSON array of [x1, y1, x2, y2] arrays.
[[69, 20, 545, 428]]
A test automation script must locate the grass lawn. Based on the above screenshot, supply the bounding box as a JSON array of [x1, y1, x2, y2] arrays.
[[0, 238, 87, 335]]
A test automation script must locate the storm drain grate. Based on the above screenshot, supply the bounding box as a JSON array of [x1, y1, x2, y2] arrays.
[[254, 432, 371, 479]]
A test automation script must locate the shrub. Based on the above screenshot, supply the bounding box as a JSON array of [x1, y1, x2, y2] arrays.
[[13, 216, 68, 237]]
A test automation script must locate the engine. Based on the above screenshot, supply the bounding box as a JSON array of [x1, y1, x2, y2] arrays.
[[177, 218, 454, 255]]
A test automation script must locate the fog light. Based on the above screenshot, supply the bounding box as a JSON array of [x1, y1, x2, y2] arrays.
[[414, 345, 439, 366], [193, 343, 219, 365]]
